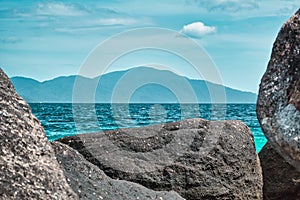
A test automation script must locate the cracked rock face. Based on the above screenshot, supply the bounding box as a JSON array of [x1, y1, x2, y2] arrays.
[[0, 69, 78, 199], [256, 9, 300, 170], [60, 118, 263, 200]]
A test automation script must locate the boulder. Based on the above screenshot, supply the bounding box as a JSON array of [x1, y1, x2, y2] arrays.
[[256, 9, 300, 170], [259, 142, 300, 200], [60, 118, 263, 200], [0, 69, 78, 199], [52, 141, 184, 200]]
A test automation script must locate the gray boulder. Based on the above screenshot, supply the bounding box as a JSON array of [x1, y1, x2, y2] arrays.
[[60, 118, 263, 200], [259, 143, 300, 200], [52, 141, 184, 200], [0, 69, 78, 199], [256, 9, 300, 170]]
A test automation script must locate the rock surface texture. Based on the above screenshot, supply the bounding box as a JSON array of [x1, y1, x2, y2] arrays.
[[60, 118, 263, 200], [52, 141, 184, 200], [256, 9, 300, 170], [0, 69, 78, 199], [259, 143, 300, 200]]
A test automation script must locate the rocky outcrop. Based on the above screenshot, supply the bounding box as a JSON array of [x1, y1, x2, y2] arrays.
[[52, 141, 184, 200], [0, 69, 78, 199], [256, 9, 300, 199], [259, 143, 300, 200], [256, 9, 300, 170], [60, 118, 263, 200]]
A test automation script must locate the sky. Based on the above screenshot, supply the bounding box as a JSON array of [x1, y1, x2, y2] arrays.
[[0, 0, 299, 93]]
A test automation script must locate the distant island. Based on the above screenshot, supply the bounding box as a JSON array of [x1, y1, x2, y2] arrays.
[[11, 67, 257, 103]]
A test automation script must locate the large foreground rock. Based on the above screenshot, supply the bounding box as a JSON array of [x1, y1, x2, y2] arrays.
[[52, 141, 184, 200], [256, 9, 300, 170], [259, 143, 300, 200], [0, 69, 78, 199], [60, 118, 263, 200]]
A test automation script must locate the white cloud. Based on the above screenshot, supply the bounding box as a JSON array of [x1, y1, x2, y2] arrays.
[[181, 22, 216, 38], [36, 2, 87, 16]]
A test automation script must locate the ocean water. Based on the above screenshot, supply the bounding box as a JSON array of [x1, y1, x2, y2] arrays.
[[29, 103, 267, 152]]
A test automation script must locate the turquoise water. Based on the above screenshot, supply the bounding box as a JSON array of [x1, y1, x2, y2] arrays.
[[29, 103, 267, 152]]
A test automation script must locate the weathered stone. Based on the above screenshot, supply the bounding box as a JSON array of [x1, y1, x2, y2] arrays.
[[60, 118, 263, 200], [0, 69, 78, 199], [256, 9, 300, 170], [52, 141, 184, 200], [259, 142, 300, 200]]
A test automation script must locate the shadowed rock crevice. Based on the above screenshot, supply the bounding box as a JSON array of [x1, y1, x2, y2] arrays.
[[190, 129, 207, 151], [259, 143, 300, 200]]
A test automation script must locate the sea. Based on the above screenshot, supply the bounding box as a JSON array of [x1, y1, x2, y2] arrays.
[[29, 103, 267, 152]]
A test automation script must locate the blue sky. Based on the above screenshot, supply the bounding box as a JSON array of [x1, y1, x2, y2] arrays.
[[0, 0, 299, 93]]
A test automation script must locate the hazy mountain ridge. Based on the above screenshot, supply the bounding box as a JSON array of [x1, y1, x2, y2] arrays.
[[11, 67, 257, 103]]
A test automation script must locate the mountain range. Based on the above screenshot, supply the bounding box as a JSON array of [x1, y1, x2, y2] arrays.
[[11, 67, 257, 103]]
